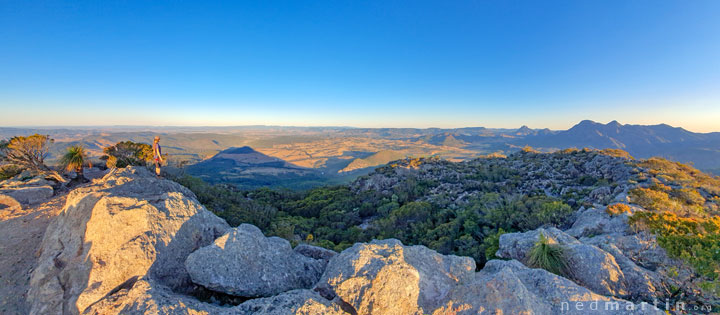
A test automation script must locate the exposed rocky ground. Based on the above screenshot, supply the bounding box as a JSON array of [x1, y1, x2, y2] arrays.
[[2, 148, 719, 314], [4, 166, 666, 314], [352, 148, 635, 208], [0, 192, 65, 314]]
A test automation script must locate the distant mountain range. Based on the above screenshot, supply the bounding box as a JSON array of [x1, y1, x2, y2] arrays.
[[516, 120, 720, 172], [2, 120, 719, 190]]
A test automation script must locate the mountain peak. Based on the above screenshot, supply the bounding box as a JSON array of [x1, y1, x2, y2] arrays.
[[220, 146, 258, 154], [577, 119, 600, 126], [607, 120, 622, 127], [515, 125, 534, 136]]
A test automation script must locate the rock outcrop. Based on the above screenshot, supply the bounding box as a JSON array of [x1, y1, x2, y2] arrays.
[[315, 239, 477, 314], [84, 279, 344, 315], [25, 165, 671, 315], [437, 259, 661, 315], [0, 173, 55, 206], [185, 224, 326, 297], [497, 225, 669, 301], [27, 167, 230, 315]]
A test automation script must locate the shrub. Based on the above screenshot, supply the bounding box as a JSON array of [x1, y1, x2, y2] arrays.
[[101, 141, 153, 168], [670, 188, 705, 206], [629, 211, 720, 292], [0, 134, 53, 170], [629, 187, 679, 212], [0, 164, 22, 181], [482, 229, 506, 261], [526, 233, 572, 278], [599, 148, 634, 159], [606, 203, 631, 216]]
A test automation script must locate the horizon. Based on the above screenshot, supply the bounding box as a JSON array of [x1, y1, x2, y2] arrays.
[[0, 119, 718, 134], [2, 1, 720, 131]]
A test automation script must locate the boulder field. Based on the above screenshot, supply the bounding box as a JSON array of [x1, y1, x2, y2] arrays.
[[28, 167, 665, 314]]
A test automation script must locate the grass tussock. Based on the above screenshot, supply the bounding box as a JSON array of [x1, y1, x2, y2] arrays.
[[526, 233, 572, 279]]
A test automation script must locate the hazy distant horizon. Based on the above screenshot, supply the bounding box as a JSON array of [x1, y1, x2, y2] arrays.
[[1, 119, 719, 134]]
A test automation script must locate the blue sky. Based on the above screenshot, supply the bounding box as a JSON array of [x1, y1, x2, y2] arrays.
[[1, 1, 719, 131]]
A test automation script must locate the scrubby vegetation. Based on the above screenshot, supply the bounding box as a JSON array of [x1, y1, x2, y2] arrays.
[[101, 141, 154, 168], [0, 134, 54, 171], [176, 149, 631, 268], [606, 203, 631, 216], [628, 157, 720, 297], [0, 134, 68, 182], [629, 212, 720, 295], [173, 149, 720, 298]]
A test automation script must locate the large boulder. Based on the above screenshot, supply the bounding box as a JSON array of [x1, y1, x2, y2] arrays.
[[185, 224, 326, 297], [436, 260, 662, 315], [565, 207, 633, 238], [315, 239, 476, 315], [84, 279, 345, 315], [27, 167, 230, 315]]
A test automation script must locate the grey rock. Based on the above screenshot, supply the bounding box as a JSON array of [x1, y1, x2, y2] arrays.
[[498, 227, 671, 301], [583, 238, 669, 300], [83, 278, 227, 315], [0, 185, 53, 205], [235, 289, 345, 315], [498, 228, 627, 297], [563, 242, 627, 297], [294, 243, 337, 263], [84, 279, 346, 315], [566, 207, 631, 238], [436, 260, 662, 315], [315, 238, 476, 315], [83, 167, 108, 181], [185, 224, 325, 297], [588, 186, 613, 203], [28, 166, 230, 315]]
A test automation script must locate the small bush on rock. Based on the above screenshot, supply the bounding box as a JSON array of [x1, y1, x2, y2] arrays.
[[526, 233, 571, 278], [606, 203, 631, 216]]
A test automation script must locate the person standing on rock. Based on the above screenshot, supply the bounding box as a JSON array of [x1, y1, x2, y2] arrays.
[[153, 136, 164, 177]]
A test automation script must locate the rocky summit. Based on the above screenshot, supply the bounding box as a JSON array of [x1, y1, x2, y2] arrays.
[[16, 166, 677, 314]]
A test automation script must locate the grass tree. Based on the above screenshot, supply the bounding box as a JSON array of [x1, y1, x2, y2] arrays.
[[60, 145, 91, 181]]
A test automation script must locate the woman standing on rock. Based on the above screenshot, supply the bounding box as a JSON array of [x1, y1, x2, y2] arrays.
[[153, 136, 163, 177]]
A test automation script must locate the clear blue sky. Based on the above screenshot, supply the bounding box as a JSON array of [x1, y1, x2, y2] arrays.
[[1, 1, 719, 131]]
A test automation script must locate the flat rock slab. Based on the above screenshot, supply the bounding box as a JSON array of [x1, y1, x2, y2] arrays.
[[0, 185, 53, 205]]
